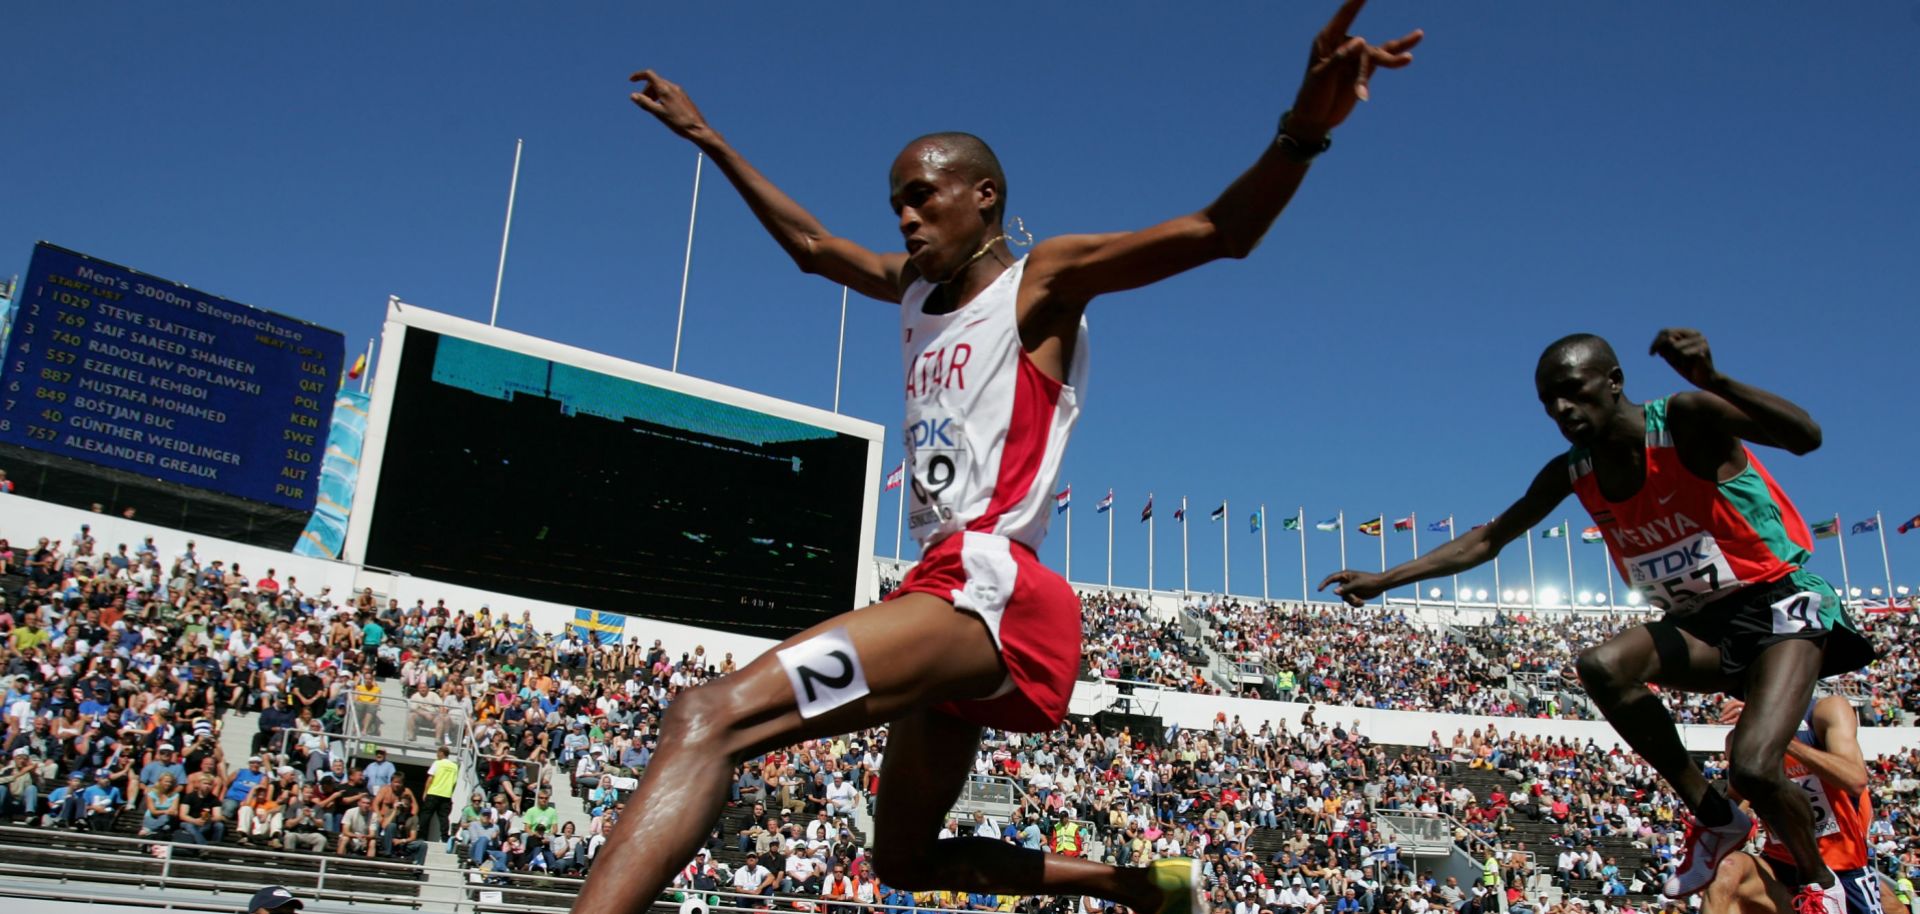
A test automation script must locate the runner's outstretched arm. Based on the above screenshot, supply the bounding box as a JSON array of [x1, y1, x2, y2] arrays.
[[630, 70, 909, 304], [1027, 0, 1421, 304], [1318, 458, 1569, 607], [1653, 328, 1823, 455]]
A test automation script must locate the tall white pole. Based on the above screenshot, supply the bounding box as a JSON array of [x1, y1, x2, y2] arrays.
[[1600, 537, 1615, 608], [1147, 495, 1156, 594], [1064, 494, 1073, 583], [1493, 548, 1503, 612], [1106, 493, 1115, 588], [1563, 521, 1575, 608], [488, 138, 524, 328], [1834, 514, 1854, 604], [1297, 506, 1309, 604], [832, 286, 848, 413], [1337, 510, 1347, 574], [1410, 513, 1420, 612], [1259, 505, 1270, 600], [358, 337, 375, 395], [1377, 510, 1387, 609], [1877, 511, 1895, 604], [893, 465, 905, 561], [1181, 497, 1191, 595], [671, 152, 704, 373], [1447, 515, 1459, 612], [1222, 499, 1231, 597], [1525, 527, 1537, 611]]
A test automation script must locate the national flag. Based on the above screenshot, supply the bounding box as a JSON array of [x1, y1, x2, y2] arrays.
[[1249, 512, 1261, 533], [1054, 486, 1071, 514], [1851, 518, 1878, 535], [1897, 513, 1920, 535], [1810, 518, 1839, 539], [1580, 527, 1604, 543], [1283, 516, 1302, 531], [1428, 518, 1452, 533], [1141, 496, 1154, 523], [884, 463, 905, 491], [571, 608, 626, 646], [1096, 490, 1114, 513], [1392, 516, 1414, 532], [1315, 517, 1341, 532], [347, 352, 368, 380], [1542, 524, 1566, 539], [1209, 504, 1226, 522], [1359, 517, 1383, 537], [1174, 505, 1186, 523]]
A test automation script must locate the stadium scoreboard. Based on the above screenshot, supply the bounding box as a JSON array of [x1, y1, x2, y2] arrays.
[[0, 243, 344, 510]]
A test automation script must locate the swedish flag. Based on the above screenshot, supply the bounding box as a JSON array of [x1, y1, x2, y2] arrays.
[[572, 609, 626, 645]]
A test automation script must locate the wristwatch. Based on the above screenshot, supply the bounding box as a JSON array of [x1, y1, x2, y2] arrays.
[[1276, 111, 1332, 164]]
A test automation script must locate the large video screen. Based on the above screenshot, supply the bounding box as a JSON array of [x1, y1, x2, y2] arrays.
[[0, 243, 343, 510], [359, 324, 875, 637]]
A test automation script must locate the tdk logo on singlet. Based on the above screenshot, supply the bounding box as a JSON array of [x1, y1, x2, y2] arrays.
[[909, 418, 957, 448], [1629, 539, 1715, 582]]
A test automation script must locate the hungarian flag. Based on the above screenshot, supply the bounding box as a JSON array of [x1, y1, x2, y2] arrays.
[[1359, 517, 1383, 537], [1210, 504, 1226, 522], [1141, 496, 1154, 523], [1283, 516, 1302, 531], [1580, 527, 1604, 543], [1054, 486, 1071, 514], [1851, 517, 1878, 535], [884, 463, 905, 491], [1316, 517, 1341, 532], [1811, 518, 1839, 539], [1898, 513, 1920, 534], [1096, 490, 1114, 513], [1542, 524, 1566, 538], [1392, 516, 1414, 532]]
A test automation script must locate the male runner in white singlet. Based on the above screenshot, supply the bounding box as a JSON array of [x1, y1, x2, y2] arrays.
[[573, 4, 1421, 913]]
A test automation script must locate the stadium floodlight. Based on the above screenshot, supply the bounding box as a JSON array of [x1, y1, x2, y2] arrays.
[[1500, 589, 1514, 603], [1429, 587, 1442, 598], [1475, 589, 1489, 601], [1899, 586, 1911, 596], [1515, 588, 1529, 603], [1870, 587, 1883, 597], [1625, 591, 1643, 606], [1539, 587, 1559, 605], [1849, 588, 1862, 597], [1578, 590, 1593, 604]]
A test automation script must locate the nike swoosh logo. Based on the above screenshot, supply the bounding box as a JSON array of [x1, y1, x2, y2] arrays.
[[963, 318, 990, 329], [1656, 493, 1675, 505]]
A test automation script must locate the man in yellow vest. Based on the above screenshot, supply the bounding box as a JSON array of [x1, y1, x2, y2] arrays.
[[1053, 819, 1081, 858]]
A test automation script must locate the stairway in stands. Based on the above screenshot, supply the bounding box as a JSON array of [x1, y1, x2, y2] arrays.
[[1442, 763, 1658, 903]]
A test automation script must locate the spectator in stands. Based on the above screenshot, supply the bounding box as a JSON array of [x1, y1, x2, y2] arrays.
[[338, 795, 379, 858], [138, 771, 182, 837], [244, 886, 304, 914], [81, 768, 122, 831], [381, 794, 428, 866], [0, 747, 40, 820]]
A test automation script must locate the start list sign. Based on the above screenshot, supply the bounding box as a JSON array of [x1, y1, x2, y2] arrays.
[[0, 243, 345, 510]]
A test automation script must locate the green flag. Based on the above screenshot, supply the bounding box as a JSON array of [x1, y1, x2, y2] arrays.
[[1282, 516, 1302, 531], [1542, 523, 1566, 538]]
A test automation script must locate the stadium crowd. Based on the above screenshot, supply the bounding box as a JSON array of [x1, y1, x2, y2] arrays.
[[1, 523, 1915, 914]]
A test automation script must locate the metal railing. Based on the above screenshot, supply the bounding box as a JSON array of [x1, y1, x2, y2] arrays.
[[346, 690, 472, 750]]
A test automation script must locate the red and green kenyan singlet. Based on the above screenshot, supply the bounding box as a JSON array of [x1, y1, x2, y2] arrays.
[[1567, 397, 1837, 617]]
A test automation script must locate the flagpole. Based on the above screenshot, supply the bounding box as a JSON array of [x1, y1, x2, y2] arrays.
[[489, 138, 523, 328], [1377, 509, 1387, 609], [1222, 499, 1231, 597], [1106, 491, 1115, 589], [1600, 538, 1615, 609], [893, 463, 905, 561], [1493, 548, 1503, 614], [1834, 514, 1854, 605], [1337, 510, 1347, 575], [1064, 494, 1073, 583], [358, 337, 375, 395], [1563, 521, 1575, 609], [1148, 495, 1156, 595], [1410, 513, 1420, 613], [1259, 505, 1269, 601], [1447, 515, 1459, 614], [1876, 510, 1894, 605], [671, 151, 703, 373], [832, 286, 848, 413], [1525, 527, 1537, 611], [1297, 506, 1309, 604], [1181, 497, 1191, 595]]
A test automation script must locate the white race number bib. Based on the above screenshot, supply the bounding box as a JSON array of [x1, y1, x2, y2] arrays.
[[1622, 530, 1742, 613]]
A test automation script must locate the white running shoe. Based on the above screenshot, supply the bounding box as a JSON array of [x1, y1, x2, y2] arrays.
[[1662, 806, 1753, 897]]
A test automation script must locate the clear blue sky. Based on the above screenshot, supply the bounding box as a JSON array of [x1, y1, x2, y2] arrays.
[[5, 2, 1917, 603]]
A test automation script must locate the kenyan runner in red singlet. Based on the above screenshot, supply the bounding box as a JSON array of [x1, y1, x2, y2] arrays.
[[1320, 330, 1875, 911]]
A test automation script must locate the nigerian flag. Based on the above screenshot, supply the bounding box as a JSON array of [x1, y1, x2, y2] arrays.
[[1282, 516, 1302, 531]]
